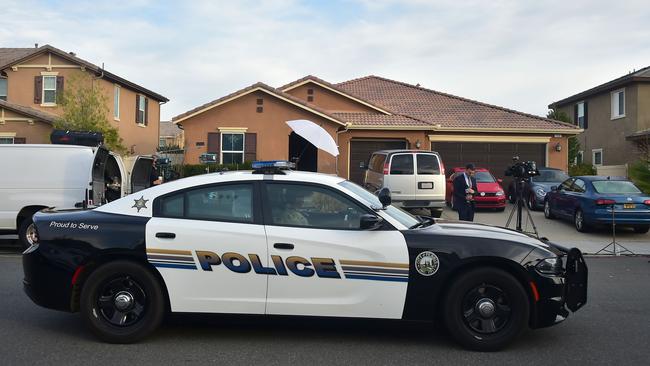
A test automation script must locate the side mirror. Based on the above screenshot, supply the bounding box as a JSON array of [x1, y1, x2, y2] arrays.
[[551, 185, 558, 192], [497, 178, 503, 183], [378, 187, 392, 207], [360, 214, 384, 230]]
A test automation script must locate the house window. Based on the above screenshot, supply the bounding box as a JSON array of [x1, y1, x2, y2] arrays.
[[611, 89, 625, 119], [0, 77, 7, 101], [576, 102, 585, 128], [592, 149, 603, 166], [43, 76, 57, 104], [0, 137, 14, 144], [114, 85, 120, 120], [221, 133, 244, 164], [137, 95, 147, 125]]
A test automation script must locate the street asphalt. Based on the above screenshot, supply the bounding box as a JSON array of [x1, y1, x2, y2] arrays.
[[0, 247, 648, 365]]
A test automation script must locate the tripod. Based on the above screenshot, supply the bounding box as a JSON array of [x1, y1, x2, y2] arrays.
[[505, 178, 539, 238], [595, 204, 636, 256]]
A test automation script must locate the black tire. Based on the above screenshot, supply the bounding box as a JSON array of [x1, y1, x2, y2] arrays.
[[80, 261, 165, 343], [574, 209, 589, 232], [18, 215, 37, 250], [443, 267, 529, 351], [527, 194, 536, 211], [543, 200, 555, 219], [633, 225, 650, 234]]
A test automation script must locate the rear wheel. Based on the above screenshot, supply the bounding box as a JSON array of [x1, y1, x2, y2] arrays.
[[543, 200, 555, 219], [574, 209, 588, 232], [633, 225, 650, 234], [443, 267, 529, 351], [80, 261, 165, 343]]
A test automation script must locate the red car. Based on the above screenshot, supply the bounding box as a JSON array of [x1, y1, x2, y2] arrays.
[[445, 167, 506, 211]]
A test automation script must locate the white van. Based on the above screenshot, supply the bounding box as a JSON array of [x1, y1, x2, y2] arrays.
[[0, 144, 153, 247], [363, 150, 446, 217]]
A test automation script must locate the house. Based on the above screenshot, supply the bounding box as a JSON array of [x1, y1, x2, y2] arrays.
[[173, 75, 581, 183], [0, 44, 168, 154], [158, 120, 184, 149], [549, 66, 650, 168]]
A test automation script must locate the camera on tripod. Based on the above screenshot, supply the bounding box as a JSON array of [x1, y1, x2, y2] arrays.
[[504, 156, 540, 180]]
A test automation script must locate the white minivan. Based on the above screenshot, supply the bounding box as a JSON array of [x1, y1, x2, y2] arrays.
[[363, 150, 446, 217], [0, 144, 154, 247]]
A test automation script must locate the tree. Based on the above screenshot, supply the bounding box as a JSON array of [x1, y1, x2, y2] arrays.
[[54, 73, 126, 154], [547, 109, 580, 166]]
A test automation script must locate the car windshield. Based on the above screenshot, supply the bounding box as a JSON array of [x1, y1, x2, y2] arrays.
[[592, 180, 642, 194], [475, 171, 495, 183], [534, 170, 569, 182], [338, 180, 420, 228]]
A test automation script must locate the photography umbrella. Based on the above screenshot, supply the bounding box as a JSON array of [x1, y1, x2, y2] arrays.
[[285, 119, 339, 157]]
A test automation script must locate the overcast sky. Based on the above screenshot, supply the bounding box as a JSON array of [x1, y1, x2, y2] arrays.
[[2, 0, 649, 120]]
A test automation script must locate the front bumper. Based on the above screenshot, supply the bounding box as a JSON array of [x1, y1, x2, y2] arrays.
[[474, 196, 506, 208]]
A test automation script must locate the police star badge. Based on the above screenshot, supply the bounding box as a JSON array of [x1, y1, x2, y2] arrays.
[[132, 196, 149, 212]]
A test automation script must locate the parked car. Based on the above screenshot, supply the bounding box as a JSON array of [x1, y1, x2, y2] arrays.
[[363, 150, 445, 217], [508, 167, 569, 210], [543, 176, 650, 233], [445, 167, 506, 211], [23, 160, 588, 351], [0, 144, 154, 248]]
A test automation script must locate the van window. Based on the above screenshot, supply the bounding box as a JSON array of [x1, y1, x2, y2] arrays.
[[390, 154, 413, 175], [369, 154, 386, 172], [416, 154, 440, 175]]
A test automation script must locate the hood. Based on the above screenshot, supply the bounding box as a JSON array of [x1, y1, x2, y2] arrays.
[[477, 182, 503, 192]]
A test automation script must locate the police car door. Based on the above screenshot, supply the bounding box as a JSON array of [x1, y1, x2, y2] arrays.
[[262, 181, 409, 319], [146, 182, 268, 314]]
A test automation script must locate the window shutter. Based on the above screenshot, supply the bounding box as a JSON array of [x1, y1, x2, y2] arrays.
[[144, 97, 149, 126], [14, 137, 26, 144], [34, 76, 42, 104], [573, 104, 578, 126], [56, 76, 64, 102], [207, 132, 221, 154], [135, 95, 140, 123], [244, 133, 257, 162], [583, 102, 588, 129]]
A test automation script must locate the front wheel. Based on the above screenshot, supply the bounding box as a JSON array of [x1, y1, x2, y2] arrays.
[[443, 267, 529, 351], [80, 261, 165, 343], [527, 194, 536, 211], [544, 200, 555, 219]]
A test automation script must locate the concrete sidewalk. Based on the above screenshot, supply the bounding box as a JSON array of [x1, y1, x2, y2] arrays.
[[441, 204, 650, 255]]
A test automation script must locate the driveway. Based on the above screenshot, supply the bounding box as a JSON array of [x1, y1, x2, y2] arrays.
[[440, 204, 650, 254]]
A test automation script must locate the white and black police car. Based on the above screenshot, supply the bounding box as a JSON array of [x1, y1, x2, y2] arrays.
[[23, 161, 587, 351]]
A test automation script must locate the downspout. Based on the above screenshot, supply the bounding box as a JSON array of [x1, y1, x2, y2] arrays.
[[335, 122, 351, 177]]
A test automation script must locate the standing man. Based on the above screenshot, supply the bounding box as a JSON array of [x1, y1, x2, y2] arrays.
[[149, 155, 163, 186], [453, 163, 478, 221]]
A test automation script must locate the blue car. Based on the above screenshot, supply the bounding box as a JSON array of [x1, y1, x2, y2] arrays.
[[543, 176, 650, 233]]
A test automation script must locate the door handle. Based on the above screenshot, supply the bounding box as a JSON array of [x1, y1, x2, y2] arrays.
[[156, 232, 176, 239], [273, 243, 294, 250]]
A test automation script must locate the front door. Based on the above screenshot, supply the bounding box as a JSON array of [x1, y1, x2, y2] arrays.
[[288, 132, 318, 172], [146, 182, 268, 314], [262, 181, 409, 319]]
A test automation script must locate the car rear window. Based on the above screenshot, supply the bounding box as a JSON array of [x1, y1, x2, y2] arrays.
[[416, 154, 440, 175], [390, 154, 413, 175], [592, 180, 641, 194]]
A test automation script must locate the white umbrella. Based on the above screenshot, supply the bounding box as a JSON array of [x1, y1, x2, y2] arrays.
[[286, 119, 339, 157]]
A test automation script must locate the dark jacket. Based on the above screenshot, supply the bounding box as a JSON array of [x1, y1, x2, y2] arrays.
[[452, 173, 478, 205]]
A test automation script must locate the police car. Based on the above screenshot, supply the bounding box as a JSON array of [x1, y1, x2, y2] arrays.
[[23, 161, 587, 351]]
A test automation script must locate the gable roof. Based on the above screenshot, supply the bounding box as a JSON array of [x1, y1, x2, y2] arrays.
[[0, 44, 168, 102], [549, 65, 650, 108], [279, 75, 393, 115], [159, 121, 183, 137], [0, 99, 57, 124], [338, 75, 580, 133], [172, 82, 346, 126], [332, 112, 431, 129]]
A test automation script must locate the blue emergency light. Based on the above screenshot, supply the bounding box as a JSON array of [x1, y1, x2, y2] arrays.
[[251, 160, 296, 173]]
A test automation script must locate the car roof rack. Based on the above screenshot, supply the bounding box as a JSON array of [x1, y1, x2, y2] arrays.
[[251, 160, 296, 174]]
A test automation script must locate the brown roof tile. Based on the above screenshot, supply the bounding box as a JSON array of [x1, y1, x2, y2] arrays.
[[0, 48, 39, 68], [0, 99, 57, 124], [159, 121, 183, 137], [332, 112, 431, 128], [338, 75, 579, 132]]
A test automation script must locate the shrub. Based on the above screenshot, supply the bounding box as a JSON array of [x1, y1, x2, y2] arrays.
[[629, 161, 650, 194], [177, 161, 253, 178], [569, 163, 596, 176]]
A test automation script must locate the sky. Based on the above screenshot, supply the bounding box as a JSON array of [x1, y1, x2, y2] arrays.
[[1, 0, 649, 121]]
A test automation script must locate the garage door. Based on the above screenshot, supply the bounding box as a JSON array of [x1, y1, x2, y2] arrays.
[[349, 139, 407, 184], [431, 142, 546, 180]]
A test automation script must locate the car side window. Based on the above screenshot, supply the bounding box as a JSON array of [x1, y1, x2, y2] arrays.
[[559, 178, 575, 191], [416, 154, 440, 175], [390, 154, 414, 175], [572, 179, 586, 193], [265, 183, 368, 230], [157, 183, 253, 223]]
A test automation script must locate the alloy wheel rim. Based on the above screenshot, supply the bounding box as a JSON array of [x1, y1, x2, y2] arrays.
[[97, 276, 147, 327], [462, 284, 511, 334], [575, 211, 583, 230], [544, 202, 550, 217]]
